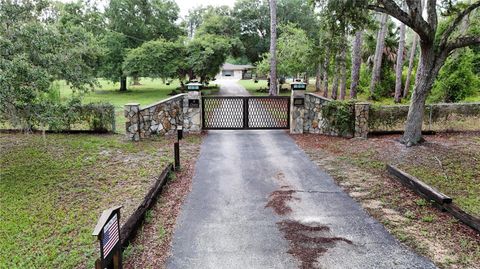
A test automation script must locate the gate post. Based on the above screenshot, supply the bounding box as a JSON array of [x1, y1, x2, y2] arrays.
[[290, 80, 306, 134], [354, 102, 370, 138], [125, 103, 140, 141], [182, 84, 202, 133]]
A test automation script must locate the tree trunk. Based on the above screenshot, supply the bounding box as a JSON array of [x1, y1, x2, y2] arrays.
[[403, 34, 418, 98], [402, 47, 445, 146], [322, 50, 330, 97], [394, 9, 406, 103], [339, 43, 347, 100], [331, 53, 339, 100], [133, 76, 141, 85], [350, 30, 363, 99], [269, 0, 278, 96], [119, 76, 127, 91], [369, 13, 388, 97], [315, 63, 322, 92]]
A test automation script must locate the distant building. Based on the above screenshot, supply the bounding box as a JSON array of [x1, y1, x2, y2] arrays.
[[216, 63, 255, 80]]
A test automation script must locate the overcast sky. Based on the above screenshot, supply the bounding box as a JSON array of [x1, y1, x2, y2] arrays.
[[60, 0, 236, 18], [176, 0, 235, 17]]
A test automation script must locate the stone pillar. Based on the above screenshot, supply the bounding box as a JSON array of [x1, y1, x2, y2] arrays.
[[354, 102, 370, 138], [290, 89, 305, 134], [125, 103, 140, 141], [183, 91, 202, 133]]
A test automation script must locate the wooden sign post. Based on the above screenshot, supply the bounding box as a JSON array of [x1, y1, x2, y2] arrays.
[[93, 206, 123, 269]]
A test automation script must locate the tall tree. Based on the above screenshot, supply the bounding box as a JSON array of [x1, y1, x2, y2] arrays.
[[102, 0, 181, 91], [404, 31, 419, 98], [257, 24, 314, 79], [0, 0, 100, 129], [331, 52, 339, 99], [369, 13, 388, 97], [362, 0, 480, 145], [339, 39, 348, 100], [403, 0, 425, 98], [322, 49, 330, 97], [350, 30, 363, 99], [394, 3, 407, 103], [315, 63, 322, 91], [269, 0, 278, 95]]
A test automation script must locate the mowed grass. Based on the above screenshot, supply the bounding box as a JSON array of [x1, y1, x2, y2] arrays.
[[57, 78, 181, 133], [238, 79, 291, 96], [0, 133, 182, 268]]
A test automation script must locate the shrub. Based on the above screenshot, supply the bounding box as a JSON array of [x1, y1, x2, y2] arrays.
[[321, 100, 355, 136], [430, 48, 480, 103], [1, 96, 115, 132]]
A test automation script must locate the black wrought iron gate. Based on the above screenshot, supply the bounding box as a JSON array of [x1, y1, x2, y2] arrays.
[[202, 96, 290, 130]]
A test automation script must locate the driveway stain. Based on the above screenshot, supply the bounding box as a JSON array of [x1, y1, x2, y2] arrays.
[[277, 220, 353, 269], [265, 188, 300, 215]]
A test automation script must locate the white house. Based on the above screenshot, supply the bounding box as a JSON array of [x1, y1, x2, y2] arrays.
[[216, 63, 255, 80]]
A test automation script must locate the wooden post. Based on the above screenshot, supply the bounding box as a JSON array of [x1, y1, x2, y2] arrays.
[[174, 142, 180, 171]]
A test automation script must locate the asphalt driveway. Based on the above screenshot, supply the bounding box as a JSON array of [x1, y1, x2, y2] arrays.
[[166, 130, 437, 269], [216, 79, 250, 96]]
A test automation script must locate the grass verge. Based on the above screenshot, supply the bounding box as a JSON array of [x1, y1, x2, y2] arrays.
[[0, 132, 202, 268]]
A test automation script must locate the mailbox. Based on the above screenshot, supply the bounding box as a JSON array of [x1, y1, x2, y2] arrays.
[[188, 99, 199, 108], [291, 80, 307, 91], [93, 206, 123, 269], [293, 97, 305, 107], [186, 82, 202, 91]]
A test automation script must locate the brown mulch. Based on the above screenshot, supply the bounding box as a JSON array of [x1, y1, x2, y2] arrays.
[[291, 132, 480, 269], [123, 135, 203, 269]]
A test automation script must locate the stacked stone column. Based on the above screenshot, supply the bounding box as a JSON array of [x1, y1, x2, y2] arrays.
[[354, 102, 370, 138], [125, 103, 140, 141], [290, 88, 305, 134], [182, 91, 202, 133]]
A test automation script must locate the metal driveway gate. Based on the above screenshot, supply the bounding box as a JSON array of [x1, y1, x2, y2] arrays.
[[202, 96, 290, 130]]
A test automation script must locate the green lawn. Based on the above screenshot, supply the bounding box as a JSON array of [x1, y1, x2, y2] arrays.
[[238, 79, 291, 96], [0, 133, 200, 268], [57, 78, 219, 133], [57, 78, 181, 133]]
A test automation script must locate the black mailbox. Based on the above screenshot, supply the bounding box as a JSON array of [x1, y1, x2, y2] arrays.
[[188, 99, 199, 108]]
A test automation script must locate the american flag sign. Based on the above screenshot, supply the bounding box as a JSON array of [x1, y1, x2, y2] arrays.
[[102, 214, 119, 258]]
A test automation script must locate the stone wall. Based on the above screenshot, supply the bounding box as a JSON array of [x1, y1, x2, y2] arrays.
[[303, 93, 337, 135], [368, 102, 480, 132], [182, 91, 202, 133], [125, 94, 185, 141], [354, 103, 370, 138], [290, 90, 305, 134]]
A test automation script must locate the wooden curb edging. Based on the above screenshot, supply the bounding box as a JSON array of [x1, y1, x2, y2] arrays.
[[120, 163, 174, 249], [387, 164, 480, 232]]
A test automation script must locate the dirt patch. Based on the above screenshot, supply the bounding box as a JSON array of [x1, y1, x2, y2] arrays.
[[291, 133, 480, 269], [278, 220, 352, 269]]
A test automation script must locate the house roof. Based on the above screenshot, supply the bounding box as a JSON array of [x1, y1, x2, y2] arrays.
[[221, 63, 255, 71]]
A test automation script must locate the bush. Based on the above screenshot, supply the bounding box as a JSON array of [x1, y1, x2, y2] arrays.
[[1, 96, 115, 132], [321, 101, 355, 136], [430, 48, 480, 103]]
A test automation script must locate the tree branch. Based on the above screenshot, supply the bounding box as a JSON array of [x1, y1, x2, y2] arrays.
[[367, 0, 432, 42], [439, 1, 480, 48], [426, 0, 438, 31], [445, 35, 480, 52]]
